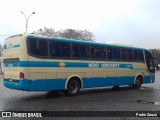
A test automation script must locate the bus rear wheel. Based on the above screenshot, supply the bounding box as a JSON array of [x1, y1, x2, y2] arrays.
[[64, 79, 80, 96], [132, 77, 142, 89]]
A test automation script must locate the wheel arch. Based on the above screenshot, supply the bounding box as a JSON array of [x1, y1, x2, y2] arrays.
[[134, 73, 144, 84], [65, 75, 83, 90]]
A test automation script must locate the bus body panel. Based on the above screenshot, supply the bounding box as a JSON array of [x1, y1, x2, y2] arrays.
[[3, 60, 155, 91], [3, 75, 154, 91]]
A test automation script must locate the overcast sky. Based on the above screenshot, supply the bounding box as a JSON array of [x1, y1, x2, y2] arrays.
[[0, 0, 160, 49]]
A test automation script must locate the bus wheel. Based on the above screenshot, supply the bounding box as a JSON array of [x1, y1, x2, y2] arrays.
[[132, 77, 142, 89], [64, 79, 80, 96]]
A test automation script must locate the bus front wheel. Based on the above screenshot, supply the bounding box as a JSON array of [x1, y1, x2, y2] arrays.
[[64, 79, 80, 96], [132, 77, 142, 89]]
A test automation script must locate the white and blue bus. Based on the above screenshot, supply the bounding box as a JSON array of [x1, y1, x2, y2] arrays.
[[3, 33, 155, 96]]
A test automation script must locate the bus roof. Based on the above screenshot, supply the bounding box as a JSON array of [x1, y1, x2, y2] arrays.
[[5, 34, 23, 40], [7, 33, 147, 50]]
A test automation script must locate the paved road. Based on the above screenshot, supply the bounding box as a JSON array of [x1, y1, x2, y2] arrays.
[[0, 71, 160, 120]]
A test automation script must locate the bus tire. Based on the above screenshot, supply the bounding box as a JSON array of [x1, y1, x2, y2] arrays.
[[132, 77, 143, 89], [64, 79, 80, 96]]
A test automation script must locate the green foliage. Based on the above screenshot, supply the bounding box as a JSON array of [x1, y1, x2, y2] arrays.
[[150, 49, 160, 63], [150, 49, 160, 66], [34, 27, 95, 42]]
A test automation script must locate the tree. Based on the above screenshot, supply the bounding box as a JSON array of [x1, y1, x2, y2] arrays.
[[34, 27, 95, 42], [35, 27, 57, 37], [150, 49, 160, 70]]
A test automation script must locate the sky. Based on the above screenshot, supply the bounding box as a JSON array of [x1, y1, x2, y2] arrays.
[[0, 0, 160, 49]]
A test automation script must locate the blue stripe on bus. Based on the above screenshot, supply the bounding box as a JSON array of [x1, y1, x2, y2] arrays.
[[14, 44, 20, 48], [3, 76, 153, 91], [4, 62, 20, 67], [4, 44, 20, 49], [3, 61, 135, 69], [4, 44, 6, 49]]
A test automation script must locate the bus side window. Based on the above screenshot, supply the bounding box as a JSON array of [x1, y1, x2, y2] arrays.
[[134, 50, 144, 62], [80, 45, 90, 59], [121, 49, 129, 61], [121, 49, 133, 61], [61, 42, 71, 58], [128, 49, 133, 61], [91, 45, 98, 60], [107, 47, 112, 60], [112, 47, 120, 61], [29, 39, 48, 57], [50, 41, 60, 57], [72, 44, 80, 58], [98, 46, 106, 60]]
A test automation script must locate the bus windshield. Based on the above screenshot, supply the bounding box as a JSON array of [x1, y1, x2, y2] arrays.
[[145, 50, 155, 73]]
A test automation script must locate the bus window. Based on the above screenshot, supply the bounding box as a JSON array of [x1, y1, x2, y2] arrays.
[[72, 43, 80, 58], [128, 49, 133, 61], [98, 46, 106, 60], [28, 39, 48, 57], [107, 47, 112, 60], [112, 47, 120, 61], [61, 42, 71, 58], [80, 45, 90, 59], [91, 45, 98, 60], [134, 50, 144, 62], [121, 49, 133, 61], [121, 49, 129, 61], [50, 41, 60, 57]]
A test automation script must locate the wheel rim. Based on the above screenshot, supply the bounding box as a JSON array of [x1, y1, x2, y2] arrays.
[[136, 79, 141, 86], [69, 82, 78, 93]]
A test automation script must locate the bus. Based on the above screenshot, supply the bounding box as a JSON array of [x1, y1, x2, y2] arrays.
[[3, 33, 155, 96]]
